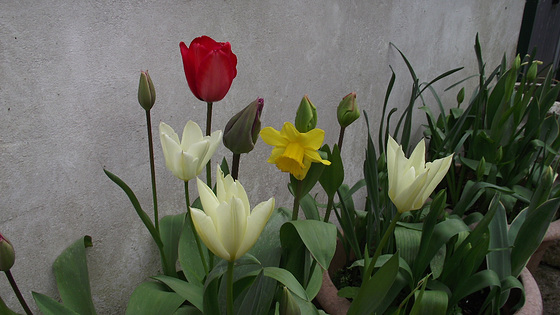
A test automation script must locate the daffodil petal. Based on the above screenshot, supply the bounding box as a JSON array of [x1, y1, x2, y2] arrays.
[[235, 197, 275, 259], [260, 127, 289, 147], [299, 128, 326, 150], [280, 122, 300, 141], [190, 207, 230, 261]]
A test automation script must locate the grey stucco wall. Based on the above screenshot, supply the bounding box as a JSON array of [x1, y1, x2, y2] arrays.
[[1, 1, 525, 313]]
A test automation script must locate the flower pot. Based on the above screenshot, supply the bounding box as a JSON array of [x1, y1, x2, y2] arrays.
[[526, 219, 560, 273], [316, 234, 543, 314]]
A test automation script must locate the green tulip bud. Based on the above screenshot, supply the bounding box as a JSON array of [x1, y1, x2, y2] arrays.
[[223, 98, 264, 154], [476, 157, 486, 181], [337, 92, 360, 128], [513, 55, 521, 71], [295, 95, 317, 133], [280, 286, 301, 315], [496, 146, 503, 163], [456, 87, 465, 105], [0, 233, 15, 271], [138, 70, 156, 111], [527, 61, 538, 82]]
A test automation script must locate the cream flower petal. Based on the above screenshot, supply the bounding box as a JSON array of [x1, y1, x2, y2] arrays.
[[182, 120, 204, 150], [160, 121, 180, 144], [260, 127, 289, 147], [397, 171, 428, 212], [190, 207, 230, 261], [420, 154, 453, 202], [196, 177, 220, 220], [235, 198, 275, 259], [186, 140, 210, 174], [219, 197, 247, 261], [407, 139, 426, 174], [199, 130, 223, 167], [178, 151, 199, 181]]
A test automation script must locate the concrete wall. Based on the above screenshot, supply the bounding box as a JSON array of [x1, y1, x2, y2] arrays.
[[0, 1, 525, 313]]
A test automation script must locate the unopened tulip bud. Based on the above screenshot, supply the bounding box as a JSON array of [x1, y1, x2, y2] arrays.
[[337, 92, 359, 128], [476, 157, 486, 181], [223, 98, 264, 154], [280, 286, 301, 315], [0, 233, 15, 271], [457, 87, 465, 105], [513, 55, 521, 71], [527, 62, 538, 82], [496, 146, 503, 162], [138, 70, 156, 111], [295, 95, 317, 133]]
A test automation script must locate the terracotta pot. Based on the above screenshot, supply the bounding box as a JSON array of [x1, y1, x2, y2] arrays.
[[526, 219, 560, 273], [316, 235, 543, 315]]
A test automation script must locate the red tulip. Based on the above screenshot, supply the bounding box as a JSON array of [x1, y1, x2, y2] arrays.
[[180, 36, 238, 103]]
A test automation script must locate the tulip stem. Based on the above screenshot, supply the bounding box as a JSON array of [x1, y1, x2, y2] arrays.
[[4, 271, 33, 315], [145, 110, 159, 233], [184, 181, 209, 276], [362, 211, 401, 284], [231, 153, 241, 180], [291, 179, 303, 221], [323, 196, 335, 222], [338, 126, 346, 150], [226, 261, 235, 315], [205, 102, 213, 188]]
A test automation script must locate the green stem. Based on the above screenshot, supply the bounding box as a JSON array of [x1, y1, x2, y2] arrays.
[[226, 261, 235, 315], [231, 153, 241, 180], [323, 196, 335, 222], [185, 181, 208, 276], [206, 102, 213, 188], [145, 110, 159, 233], [338, 126, 346, 150], [362, 211, 402, 284], [291, 179, 303, 221], [5, 271, 33, 315]]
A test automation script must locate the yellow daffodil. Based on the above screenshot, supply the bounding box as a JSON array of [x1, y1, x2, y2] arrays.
[[190, 167, 275, 262], [159, 121, 222, 182], [260, 122, 331, 180], [387, 136, 453, 213]]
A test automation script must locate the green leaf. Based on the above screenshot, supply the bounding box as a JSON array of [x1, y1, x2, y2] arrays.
[[449, 270, 501, 307], [511, 198, 560, 276], [487, 202, 511, 280], [32, 292, 79, 315], [319, 144, 344, 198], [263, 267, 309, 301], [152, 275, 204, 311], [160, 213, 186, 277], [237, 271, 276, 315], [394, 226, 421, 266], [125, 281, 185, 315], [52, 236, 97, 315], [104, 169, 163, 248], [178, 213, 209, 286], [410, 290, 448, 315], [280, 220, 337, 270], [0, 295, 20, 315], [347, 253, 399, 315]]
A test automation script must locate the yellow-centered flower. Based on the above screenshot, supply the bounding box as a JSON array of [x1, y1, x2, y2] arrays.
[[260, 122, 331, 180], [387, 136, 453, 213], [190, 167, 275, 262]]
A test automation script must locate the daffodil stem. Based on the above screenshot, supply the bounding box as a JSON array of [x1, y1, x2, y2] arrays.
[[184, 181, 209, 276], [5, 271, 33, 315], [291, 179, 303, 220], [226, 261, 235, 315], [231, 153, 241, 180], [323, 196, 335, 222], [338, 126, 346, 150], [145, 110, 159, 233], [205, 102, 213, 188], [362, 211, 401, 284]]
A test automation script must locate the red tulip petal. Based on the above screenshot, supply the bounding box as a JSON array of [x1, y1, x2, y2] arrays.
[[196, 49, 237, 102], [180, 41, 201, 99], [193, 36, 222, 50]]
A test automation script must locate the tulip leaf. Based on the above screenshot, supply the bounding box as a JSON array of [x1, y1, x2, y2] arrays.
[[280, 220, 337, 270], [51, 235, 96, 315], [319, 144, 344, 198], [179, 213, 210, 286], [103, 169, 163, 248], [449, 270, 501, 307], [0, 296, 19, 315], [511, 197, 560, 276], [410, 290, 448, 315], [248, 208, 289, 267], [32, 292, 79, 315], [347, 253, 399, 315], [174, 305, 203, 315], [237, 271, 275, 315], [125, 281, 185, 315], [263, 267, 309, 301], [160, 213, 186, 277], [152, 275, 204, 311]]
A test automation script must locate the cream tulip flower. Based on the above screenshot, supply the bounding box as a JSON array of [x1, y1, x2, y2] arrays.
[[387, 136, 453, 213], [190, 168, 275, 262], [159, 121, 222, 182]]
